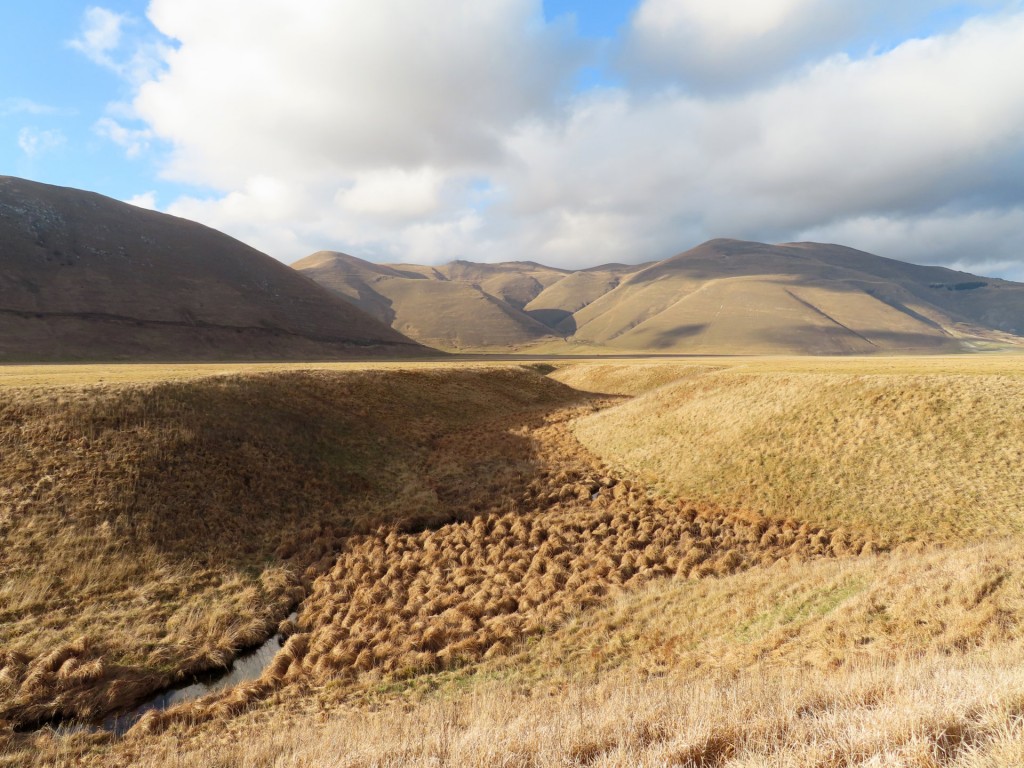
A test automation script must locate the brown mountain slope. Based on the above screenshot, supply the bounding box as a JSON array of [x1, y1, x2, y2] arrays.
[[783, 241, 1024, 336], [571, 239, 1023, 353], [0, 177, 424, 361], [292, 251, 411, 325], [524, 263, 650, 334], [295, 239, 1023, 354], [292, 251, 558, 350], [439, 260, 569, 309]]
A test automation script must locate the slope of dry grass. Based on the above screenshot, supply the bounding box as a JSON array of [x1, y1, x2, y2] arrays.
[[293, 252, 561, 351], [0, 366, 580, 729], [572, 361, 1024, 544], [5, 357, 1024, 767], [550, 361, 726, 395], [39, 541, 1024, 768]]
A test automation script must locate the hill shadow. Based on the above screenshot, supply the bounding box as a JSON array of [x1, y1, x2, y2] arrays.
[[643, 323, 709, 349], [527, 308, 576, 334]]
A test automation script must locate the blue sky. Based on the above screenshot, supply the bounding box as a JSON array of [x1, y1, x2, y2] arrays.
[[2, 1, 149, 196], [2, 1, 635, 203], [3, 1, 1023, 278]]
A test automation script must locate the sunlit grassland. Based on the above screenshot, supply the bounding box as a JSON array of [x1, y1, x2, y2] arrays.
[[4, 353, 1024, 767], [81, 540, 1024, 768], [564, 355, 1024, 544]]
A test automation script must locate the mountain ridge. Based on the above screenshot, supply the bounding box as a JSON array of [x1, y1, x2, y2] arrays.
[[295, 238, 1024, 354]]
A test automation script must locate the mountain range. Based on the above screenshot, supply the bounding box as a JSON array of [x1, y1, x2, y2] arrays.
[[1, 175, 1022, 360], [295, 240, 1024, 354]]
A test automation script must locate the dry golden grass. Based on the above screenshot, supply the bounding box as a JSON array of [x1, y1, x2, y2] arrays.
[[550, 354, 1024, 392], [0, 366, 580, 730], [5, 356, 1024, 767], [53, 396, 854, 746], [550, 361, 726, 395], [0, 360, 459, 388], [30, 541, 1024, 768], [572, 358, 1024, 544]]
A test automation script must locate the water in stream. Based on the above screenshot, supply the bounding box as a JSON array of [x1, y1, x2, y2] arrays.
[[40, 613, 297, 737]]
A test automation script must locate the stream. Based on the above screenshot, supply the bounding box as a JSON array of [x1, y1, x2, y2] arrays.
[[31, 613, 297, 737]]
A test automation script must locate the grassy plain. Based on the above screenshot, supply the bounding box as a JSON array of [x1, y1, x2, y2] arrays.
[[3, 354, 1024, 766]]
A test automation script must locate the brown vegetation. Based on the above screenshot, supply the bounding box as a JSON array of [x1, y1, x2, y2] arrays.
[[33, 541, 1024, 767], [572, 360, 1024, 543], [4, 356, 1024, 767], [0, 367, 579, 731]]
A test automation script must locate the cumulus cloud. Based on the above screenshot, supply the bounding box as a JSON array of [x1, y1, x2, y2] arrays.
[[337, 168, 447, 219], [82, 0, 1024, 280], [125, 191, 158, 210], [17, 127, 66, 158], [622, 0, 1008, 92], [795, 208, 1024, 281], [95, 116, 154, 158], [68, 7, 126, 70], [69, 6, 169, 86], [135, 0, 580, 187], [485, 13, 1024, 272]]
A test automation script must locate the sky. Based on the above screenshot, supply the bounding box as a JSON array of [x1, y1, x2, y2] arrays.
[[2, 1, 1024, 279]]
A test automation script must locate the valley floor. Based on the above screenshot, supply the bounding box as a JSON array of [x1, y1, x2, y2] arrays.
[[2, 355, 1023, 766]]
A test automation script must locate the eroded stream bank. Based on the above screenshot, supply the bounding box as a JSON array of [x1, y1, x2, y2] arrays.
[[19, 614, 297, 737]]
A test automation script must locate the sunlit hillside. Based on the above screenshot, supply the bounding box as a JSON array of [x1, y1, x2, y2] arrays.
[[567, 358, 1024, 544]]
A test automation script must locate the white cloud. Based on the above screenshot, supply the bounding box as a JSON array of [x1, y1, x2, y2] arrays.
[[95, 116, 153, 158], [135, 0, 580, 188], [480, 13, 1024, 271], [68, 6, 126, 70], [82, 1, 1024, 281], [17, 127, 66, 158], [623, 0, 1008, 92], [795, 208, 1024, 280], [69, 6, 170, 87], [336, 168, 446, 219], [125, 191, 158, 210]]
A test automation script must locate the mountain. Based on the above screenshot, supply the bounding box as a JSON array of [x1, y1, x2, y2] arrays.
[[296, 239, 1024, 354], [570, 239, 1024, 354], [523, 263, 651, 334], [0, 177, 425, 361], [293, 252, 562, 350]]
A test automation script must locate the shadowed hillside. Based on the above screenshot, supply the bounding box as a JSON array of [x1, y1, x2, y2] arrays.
[[0, 367, 584, 731], [0, 177, 424, 361]]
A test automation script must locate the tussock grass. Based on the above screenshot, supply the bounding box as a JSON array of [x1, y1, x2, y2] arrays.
[[96, 399, 854, 741], [572, 362, 1024, 543], [37, 542, 1024, 768], [0, 367, 578, 728], [5, 356, 1024, 767]]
